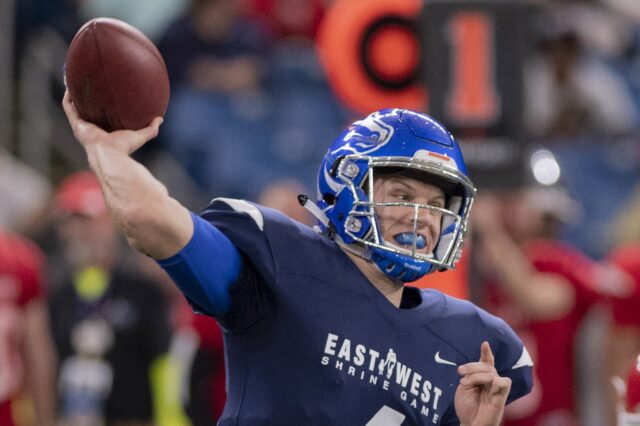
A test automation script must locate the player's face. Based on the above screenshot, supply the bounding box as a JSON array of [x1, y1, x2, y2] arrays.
[[372, 175, 445, 256], [57, 213, 118, 268]]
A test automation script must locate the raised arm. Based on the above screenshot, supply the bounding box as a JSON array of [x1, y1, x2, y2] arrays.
[[62, 91, 192, 259], [471, 195, 575, 320]]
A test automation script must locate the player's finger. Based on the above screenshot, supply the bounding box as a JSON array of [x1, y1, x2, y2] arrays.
[[62, 90, 81, 123], [491, 376, 511, 395], [488, 377, 512, 404], [480, 341, 495, 367], [62, 90, 97, 141], [62, 90, 102, 137], [138, 117, 163, 140], [458, 371, 496, 388], [457, 361, 494, 376], [150, 116, 164, 130]]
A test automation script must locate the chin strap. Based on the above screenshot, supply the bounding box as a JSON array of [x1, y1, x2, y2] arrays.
[[298, 194, 329, 227], [298, 194, 338, 240]]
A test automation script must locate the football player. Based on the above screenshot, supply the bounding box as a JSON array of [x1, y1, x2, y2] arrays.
[[62, 92, 533, 425]]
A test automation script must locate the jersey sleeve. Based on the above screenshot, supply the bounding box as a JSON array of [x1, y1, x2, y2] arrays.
[[157, 212, 242, 316], [161, 198, 326, 333], [432, 294, 534, 405], [484, 312, 534, 404], [201, 198, 278, 288], [199, 198, 284, 332]]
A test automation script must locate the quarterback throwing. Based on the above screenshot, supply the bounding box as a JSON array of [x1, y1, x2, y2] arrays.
[[63, 92, 532, 425]]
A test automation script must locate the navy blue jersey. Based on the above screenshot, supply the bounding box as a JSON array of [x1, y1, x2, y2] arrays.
[[191, 198, 532, 425]]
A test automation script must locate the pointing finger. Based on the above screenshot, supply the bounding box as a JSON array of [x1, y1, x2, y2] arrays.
[[457, 361, 494, 376], [480, 341, 495, 367], [458, 371, 496, 388]]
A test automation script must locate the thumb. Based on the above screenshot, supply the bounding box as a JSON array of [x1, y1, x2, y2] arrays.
[[127, 117, 163, 154]]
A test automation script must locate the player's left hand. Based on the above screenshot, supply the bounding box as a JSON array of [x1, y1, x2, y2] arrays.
[[454, 341, 512, 426]]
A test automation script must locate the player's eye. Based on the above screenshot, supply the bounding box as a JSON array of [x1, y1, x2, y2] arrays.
[[391, 191, 411, 201], [427, 201, 445, 217]]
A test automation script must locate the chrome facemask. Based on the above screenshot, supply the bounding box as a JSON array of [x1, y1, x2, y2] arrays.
[[335, 154, 474, 271]]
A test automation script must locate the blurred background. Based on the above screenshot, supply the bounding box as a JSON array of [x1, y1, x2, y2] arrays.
[[2, 0, 640, 425]]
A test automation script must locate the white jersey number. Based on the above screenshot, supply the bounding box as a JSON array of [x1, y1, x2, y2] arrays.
[[366, 405, 406, 426]]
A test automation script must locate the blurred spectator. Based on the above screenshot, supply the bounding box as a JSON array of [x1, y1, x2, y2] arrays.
[[156, 0, 346, 199], [247, 0, 325, 42], [15, 0, 82, 54], [547, 0, 635, 58], [603, 244, 640, 425], [610, 182, 640, 247], [158, 0, 267, 93], [603, 189, 640, 422], [257, 178, 313, 225], [0, 147, 51, 234], [257, 0, 348, 196], [472, 186, 605, 425], [157, 0, 274, 198], [0, 228, 56, 426], [611, 352, 640, 425], [525, 2, 639, 139], [47, 171, 188, 426]]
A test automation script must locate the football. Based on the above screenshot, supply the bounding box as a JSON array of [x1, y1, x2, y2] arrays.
[[65, 17, 170, 131]]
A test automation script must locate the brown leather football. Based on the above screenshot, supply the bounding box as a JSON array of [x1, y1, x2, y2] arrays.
[[65, 17, 170, 131]]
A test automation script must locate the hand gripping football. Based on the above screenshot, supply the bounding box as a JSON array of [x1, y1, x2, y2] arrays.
[[65, 17, 170, 131]]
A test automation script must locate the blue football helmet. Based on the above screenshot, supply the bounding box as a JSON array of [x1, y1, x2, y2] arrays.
[[307, 108, 476, 282]]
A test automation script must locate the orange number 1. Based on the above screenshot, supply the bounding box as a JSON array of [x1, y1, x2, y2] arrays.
[[445, 12, 500, 126]]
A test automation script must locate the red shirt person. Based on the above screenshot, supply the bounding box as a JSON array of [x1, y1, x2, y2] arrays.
[[605, 245, 640, 424], [472, 188, 602, 425], [0, 230, 56, 426]]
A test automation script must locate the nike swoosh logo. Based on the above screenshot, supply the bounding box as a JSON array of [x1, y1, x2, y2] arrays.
[[434, 351, 457, 366]]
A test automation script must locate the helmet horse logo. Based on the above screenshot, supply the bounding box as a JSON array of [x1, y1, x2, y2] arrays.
[[333, 112, 395, 156]]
